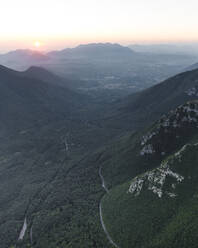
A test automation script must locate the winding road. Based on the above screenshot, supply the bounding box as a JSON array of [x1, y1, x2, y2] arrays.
[[16, 152, 118, 247], [18, 217, 27, 241], [99, 167, 120, 248], [99, 167, 109, 194]]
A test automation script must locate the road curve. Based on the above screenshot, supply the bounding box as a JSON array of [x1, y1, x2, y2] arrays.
[[18, 217, 27, 240], [99, 167, 109, 194], [99, 167, 120, 248]]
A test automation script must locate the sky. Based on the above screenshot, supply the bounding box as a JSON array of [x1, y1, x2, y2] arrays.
[[0, 0, 198, 52]]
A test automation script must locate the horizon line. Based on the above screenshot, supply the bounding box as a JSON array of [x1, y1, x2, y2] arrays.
[[1, 40, 198, 54]]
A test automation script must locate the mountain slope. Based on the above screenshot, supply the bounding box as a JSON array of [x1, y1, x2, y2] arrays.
[[0, 65, 121, 248], [186, 62, 198, 71], [102, 143, 198, 248], [0, 50, 48, 70], [0, 65, 89, 133], [2, 65, 198, 248], [100, 101, 198, 248], [108, 68, 198, 131], [22, 66, 91, 90]]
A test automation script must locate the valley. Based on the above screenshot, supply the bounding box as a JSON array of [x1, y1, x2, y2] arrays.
[[1, 43, 198, 101], [1, 0, 198, 244], [0, 44, 198, 248]]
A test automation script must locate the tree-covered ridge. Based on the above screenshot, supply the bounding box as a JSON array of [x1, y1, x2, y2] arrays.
[[2, 65, 198, 247], [101, 101, 198, 248], [102, 142, 198, 248], [0, 65, 119, 248]]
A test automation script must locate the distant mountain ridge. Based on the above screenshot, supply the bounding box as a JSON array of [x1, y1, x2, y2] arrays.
[[0, 43, 197, 95], [129, 43, 198, 55], [0, 49, 49, 71], [0, 49, 48, 63], [48, 43, 135, 58]]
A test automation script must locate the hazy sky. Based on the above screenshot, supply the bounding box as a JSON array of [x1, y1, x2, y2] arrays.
[[0, 0, 198, 51]]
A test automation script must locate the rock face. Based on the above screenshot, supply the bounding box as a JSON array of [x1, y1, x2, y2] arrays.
[[130, 137, 198, 199], [140, 144, 155, 155], [129, 144, 193, 198], [100, 96, 198, 248], [140, 101, 198, 157], [134, 101, 198, 198], [185, 86, 198, 96]]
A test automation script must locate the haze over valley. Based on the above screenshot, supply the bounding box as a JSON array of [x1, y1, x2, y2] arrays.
[[1, 43, 198, 101], [1, 0, 198, 248]]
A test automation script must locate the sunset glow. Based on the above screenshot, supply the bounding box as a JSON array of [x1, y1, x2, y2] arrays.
[[1, 0, 198, 51], [34, 41, 41, 48]]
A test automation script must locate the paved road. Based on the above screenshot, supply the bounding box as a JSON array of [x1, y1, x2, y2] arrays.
[[18, 217, 27, 240], [99, 167, 120, 248], [99, 167, 109, 194]]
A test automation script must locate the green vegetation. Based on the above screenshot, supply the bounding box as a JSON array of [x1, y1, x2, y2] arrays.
[[1, 64, 198, 248], [0, 65, 118, 248], [101, 102, 198, 248]]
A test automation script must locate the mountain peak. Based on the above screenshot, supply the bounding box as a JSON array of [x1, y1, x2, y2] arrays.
[[48, 43, 134, 58], [75, 42, 134, 53], [25, 66, 50, 74]]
